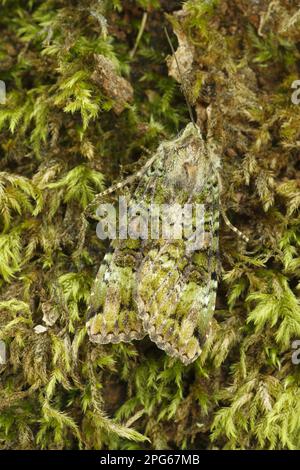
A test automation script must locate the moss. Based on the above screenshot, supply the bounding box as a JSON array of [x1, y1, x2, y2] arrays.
[[0, 0, 300, 450]]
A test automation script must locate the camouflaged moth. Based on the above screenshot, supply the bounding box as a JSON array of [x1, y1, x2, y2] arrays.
[[84, 121, 249, 365], [83, 27, 249, 365]]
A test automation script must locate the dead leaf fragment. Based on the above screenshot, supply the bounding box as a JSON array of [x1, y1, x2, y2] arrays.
[[92, 54, 133, 115]]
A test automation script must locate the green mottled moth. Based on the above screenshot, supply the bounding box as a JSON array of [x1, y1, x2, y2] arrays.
[[83, 28, 248, 365], [84, 120, 248, 365]]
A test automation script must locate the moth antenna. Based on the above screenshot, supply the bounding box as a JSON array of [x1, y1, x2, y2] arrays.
[[221, 207, 249, 243], [164, 27, 196, 128], [216, 171, 249, 243]]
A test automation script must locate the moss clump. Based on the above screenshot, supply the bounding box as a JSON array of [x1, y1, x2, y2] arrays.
[[0, 0, 300, 450]]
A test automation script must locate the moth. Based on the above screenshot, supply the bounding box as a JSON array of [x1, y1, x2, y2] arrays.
[[83, 28, 248, 365], [84, 120, 248, 365]]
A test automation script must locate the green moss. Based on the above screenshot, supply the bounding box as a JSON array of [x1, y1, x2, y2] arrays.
[[0, 0, 300, 451]]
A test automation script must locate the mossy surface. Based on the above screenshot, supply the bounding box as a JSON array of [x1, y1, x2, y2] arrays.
[[0, 0, 300, 450]]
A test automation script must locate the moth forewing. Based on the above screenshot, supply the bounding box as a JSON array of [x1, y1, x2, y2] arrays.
[[134, 125, 221, 364], [87, 251, 146, 344]]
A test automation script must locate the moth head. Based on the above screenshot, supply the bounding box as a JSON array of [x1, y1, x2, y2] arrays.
[[183, 160, 198, 182], [163, 126, 202, 189]]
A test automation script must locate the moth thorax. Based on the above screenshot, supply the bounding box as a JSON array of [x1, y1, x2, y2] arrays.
[[183, 162, 198, 183]]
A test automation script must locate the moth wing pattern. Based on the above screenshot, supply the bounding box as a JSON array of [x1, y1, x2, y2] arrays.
[[134, 172, 220, 365], [86, 147, 166, 345], [87, 123, 222, 364], [87, 249, 146, 344]]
